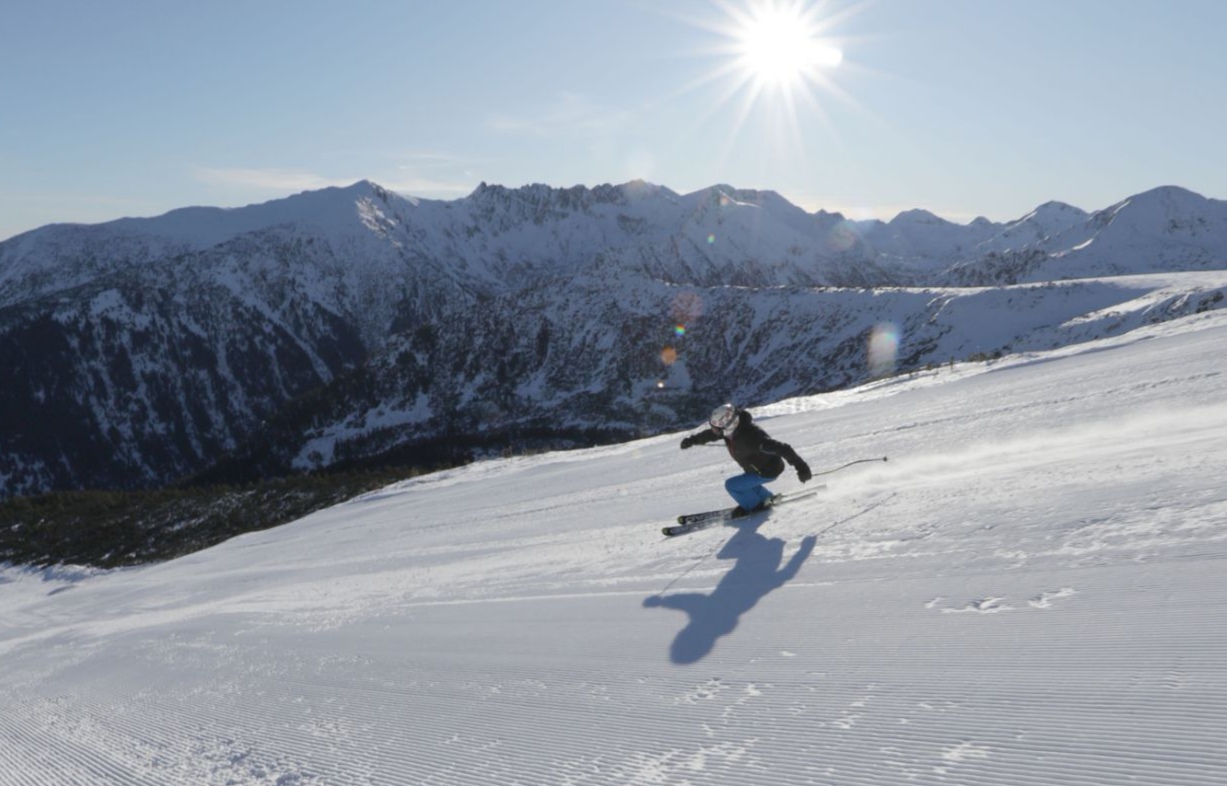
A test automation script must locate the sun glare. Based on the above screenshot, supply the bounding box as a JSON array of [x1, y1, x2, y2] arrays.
[[659, 0, 858, 168], [672, 0, 853, 152], [737, 3, 843, 91]]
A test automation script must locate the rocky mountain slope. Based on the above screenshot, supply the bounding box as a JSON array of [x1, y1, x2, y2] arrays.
[[1, 181, 1224, 497]]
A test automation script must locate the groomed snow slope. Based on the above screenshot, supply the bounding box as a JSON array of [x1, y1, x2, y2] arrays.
[[3, 311, 1227, 786]]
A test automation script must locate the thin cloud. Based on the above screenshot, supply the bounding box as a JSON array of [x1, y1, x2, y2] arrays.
[[394, 152, 470, 166], [192, 163, 479, 201], [488, 92, 633, 137], [388, 154, 484, 196], [375, 151, 489, 197], [193, 167, 351, 192], [385, 174, 477, 198]]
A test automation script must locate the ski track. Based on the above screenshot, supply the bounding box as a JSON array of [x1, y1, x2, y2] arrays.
[[2, 314, 1227, 785]]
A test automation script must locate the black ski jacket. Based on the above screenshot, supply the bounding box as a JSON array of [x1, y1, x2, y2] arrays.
[[682, 410, 808, 479]]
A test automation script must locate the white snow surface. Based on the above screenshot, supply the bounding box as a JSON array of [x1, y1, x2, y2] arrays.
[[3, 312, 1227, 785]]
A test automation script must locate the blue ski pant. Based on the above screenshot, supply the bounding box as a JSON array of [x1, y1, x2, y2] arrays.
[[725, 472, 777, 511]]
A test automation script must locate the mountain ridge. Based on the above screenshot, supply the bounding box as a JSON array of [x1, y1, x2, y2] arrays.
[[1, 180, 1224, 498]]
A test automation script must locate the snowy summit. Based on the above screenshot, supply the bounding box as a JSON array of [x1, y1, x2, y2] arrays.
[[1, 181, 1226, 499]]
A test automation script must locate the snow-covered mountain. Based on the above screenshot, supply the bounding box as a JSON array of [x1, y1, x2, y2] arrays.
[[1, 181, 1225, 497], [3, 309, 1226, 785]]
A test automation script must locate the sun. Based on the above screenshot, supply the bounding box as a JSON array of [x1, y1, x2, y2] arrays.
[[654, 0, 859, 166], [671, 0, 853, 149], [735, 2, 844, 92]]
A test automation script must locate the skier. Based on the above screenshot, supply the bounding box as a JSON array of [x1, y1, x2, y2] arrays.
[[680, 403, 813, 516]]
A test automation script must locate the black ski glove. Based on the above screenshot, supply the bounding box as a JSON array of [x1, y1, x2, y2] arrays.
[[796, 460, 812, 483], [680, 436, 696, 450]]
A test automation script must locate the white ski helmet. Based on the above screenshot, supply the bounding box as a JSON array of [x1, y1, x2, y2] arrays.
[[709, 403, 739, 436]]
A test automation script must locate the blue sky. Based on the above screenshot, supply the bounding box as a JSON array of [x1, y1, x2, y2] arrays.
[[3, 0, 1225, 240]]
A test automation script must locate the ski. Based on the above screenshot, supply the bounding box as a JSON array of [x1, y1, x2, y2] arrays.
[[663, 486, 825, 537]]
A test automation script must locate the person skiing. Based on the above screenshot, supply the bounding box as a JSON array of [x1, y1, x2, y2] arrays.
[[680, 403, 813, 516]]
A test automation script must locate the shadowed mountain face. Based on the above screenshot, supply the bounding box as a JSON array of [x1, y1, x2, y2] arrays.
[[2, 181, 1225, 497]]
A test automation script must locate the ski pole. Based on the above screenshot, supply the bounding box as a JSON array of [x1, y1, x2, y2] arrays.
[[812, 456, 888, 476], [698, 450, 887, 474]]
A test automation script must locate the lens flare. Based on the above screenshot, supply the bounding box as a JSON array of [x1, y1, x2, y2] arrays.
[[674, 324, 687, 337], [671, 291, 705, 323], [707, 234, 716, 245], [824, 220, 860, 252], [868, 322, 900, 377], [661, 346, 679, 365]]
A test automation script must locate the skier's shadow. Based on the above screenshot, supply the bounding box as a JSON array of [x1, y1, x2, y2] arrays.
[[644, 519, 817, 665]]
